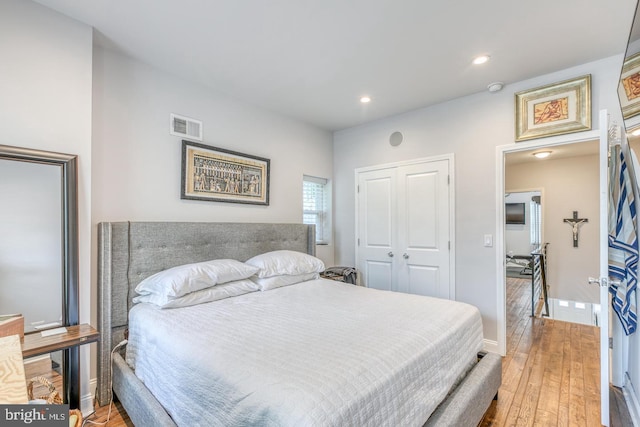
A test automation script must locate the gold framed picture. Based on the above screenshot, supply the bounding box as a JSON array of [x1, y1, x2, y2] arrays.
[[619, 52, 640, 119], [515, 75, 591, 142], [181, 140, 270, 205]]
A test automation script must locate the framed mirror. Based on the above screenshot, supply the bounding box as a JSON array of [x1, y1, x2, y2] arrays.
[[0, 144, 78, 328], [620, 6, 640, 134], [0, 144, 78, 403], [612, 2, 640, 421]]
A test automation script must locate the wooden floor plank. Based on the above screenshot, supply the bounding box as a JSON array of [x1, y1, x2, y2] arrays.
[[479, 276, 631, 427], [86, 401, 132, 427], [610, 385, 634, 427], [534, 322, 562, 424]]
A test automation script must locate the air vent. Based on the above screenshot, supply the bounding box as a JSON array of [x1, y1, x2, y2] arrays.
[[170, 113, 202, 141]]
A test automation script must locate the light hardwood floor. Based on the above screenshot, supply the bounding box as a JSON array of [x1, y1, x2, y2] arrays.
[[84, 400, 131, 426], [480, 277, 632, 427], [86, 277, 631, 426]]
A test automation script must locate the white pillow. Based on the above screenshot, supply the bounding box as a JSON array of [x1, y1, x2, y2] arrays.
[[135, 259, 259, 297], [252, 272, 319, 291], [133, 279, 259, 308], [245, 250, 325, 278]]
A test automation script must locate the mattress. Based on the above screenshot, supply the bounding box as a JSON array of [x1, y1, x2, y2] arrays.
[[126, 279, 484, 427]]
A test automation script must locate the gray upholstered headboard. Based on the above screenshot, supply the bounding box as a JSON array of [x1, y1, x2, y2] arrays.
[[96, 222, 315, 404]]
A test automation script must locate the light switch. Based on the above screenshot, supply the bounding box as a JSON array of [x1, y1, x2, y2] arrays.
[[484, 234, 493, 247]]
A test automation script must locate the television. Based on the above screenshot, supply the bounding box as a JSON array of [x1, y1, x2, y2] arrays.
[[505, 202, 526, 224]]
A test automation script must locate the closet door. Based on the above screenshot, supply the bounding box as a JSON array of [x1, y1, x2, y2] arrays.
[[356, 168, 397, 291], [396, 160, 450, 298], [356, 157, 451, 298]]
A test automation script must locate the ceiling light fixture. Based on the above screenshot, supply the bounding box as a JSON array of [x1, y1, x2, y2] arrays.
[[487, 82, 504, 93], [533, 151, 552, 159], [360, 96, 371, 103], [472, 55, 490, 65], [631, 128, 640, 136]]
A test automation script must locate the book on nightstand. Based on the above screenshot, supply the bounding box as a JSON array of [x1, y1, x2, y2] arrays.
[[0, 314, 24, 338]]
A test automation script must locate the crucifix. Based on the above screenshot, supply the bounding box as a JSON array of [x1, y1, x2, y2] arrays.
[[563, 211, 588, 247]]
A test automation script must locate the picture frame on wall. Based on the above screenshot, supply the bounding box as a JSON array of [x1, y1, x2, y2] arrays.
[[515, 74, 591, 142], [181, 140, 270, 205], [619, 52, 640, 120]]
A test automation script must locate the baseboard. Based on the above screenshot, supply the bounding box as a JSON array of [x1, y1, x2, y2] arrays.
[[623, 374, 640, 427], [81, 378, 97, 416], [483, 339, 499, 354]]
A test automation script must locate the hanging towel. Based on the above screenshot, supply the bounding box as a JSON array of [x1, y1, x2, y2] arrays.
[[608, 145, 638, 335]]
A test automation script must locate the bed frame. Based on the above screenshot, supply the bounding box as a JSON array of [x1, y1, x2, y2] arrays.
[[97, 221, 501, 426]]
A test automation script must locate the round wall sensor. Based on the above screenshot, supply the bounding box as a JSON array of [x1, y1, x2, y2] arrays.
[[487, 82, 504, 93], [389, 131, 403, 146]]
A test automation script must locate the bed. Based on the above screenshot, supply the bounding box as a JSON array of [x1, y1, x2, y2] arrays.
[[96, 222, 501, 426]]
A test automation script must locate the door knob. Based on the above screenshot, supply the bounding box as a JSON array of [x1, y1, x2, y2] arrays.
[[403, 253, 409, 259], [388, 252, 394, 257], [588, 277, 613, 288]]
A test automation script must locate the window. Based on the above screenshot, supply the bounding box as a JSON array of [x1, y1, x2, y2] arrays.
[[530, 198, 541, 249], [303, 175, 331, 244]]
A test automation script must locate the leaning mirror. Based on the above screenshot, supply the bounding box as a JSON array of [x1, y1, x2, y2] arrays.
[[0, 145, 78, 332], [620, 5, 640, 136]]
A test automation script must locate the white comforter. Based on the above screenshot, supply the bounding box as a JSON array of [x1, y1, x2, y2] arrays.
[[126, 279, 483, 427]]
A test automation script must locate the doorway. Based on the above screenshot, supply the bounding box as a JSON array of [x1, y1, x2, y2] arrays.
[[496, 132, 604, 355], [497, 110, 614, 425], [503, 141, 600, 333]]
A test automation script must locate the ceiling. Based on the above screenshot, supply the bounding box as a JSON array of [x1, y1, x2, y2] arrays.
[[505, 141, 599, 166], [34, 0, 637, 131]]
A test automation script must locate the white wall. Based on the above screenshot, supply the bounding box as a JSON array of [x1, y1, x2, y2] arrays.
[[92, 46, 334, 262], [0, 0, 93, 410], [506, 154, 600, 303], [333, 55, 625, 344]]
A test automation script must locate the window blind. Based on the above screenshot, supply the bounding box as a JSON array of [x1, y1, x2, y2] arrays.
[[303, 175, 329, 244]]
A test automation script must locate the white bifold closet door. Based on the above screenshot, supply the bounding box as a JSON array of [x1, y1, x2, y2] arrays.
[[356, 158, 451, 299]]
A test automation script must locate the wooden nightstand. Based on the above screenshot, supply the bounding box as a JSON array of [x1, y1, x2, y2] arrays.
[[22, 324, 99, 358], [22, 324, 99, 409]]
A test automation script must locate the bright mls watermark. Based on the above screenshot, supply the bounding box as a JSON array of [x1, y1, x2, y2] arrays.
[[0, 405, 68, 426]]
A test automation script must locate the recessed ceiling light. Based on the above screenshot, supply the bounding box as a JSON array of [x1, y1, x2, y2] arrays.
[[472, 55, 490, 65], [533, 151, 552, 159], [360, 96, 371, 103], [631, 128, 640, 136]]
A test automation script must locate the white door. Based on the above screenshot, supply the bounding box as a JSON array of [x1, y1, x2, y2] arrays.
[[397, 161, 451, 298], [357, 167, 397, 291], [356, 158, 451, 298], [598, 111, 610, 426]]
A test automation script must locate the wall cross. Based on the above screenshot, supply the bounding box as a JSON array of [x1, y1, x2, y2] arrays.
[[563, 211, 588, 248]]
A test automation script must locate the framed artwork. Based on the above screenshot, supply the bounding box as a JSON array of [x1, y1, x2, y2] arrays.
[[515, 75, 591, 142], [619, 52, 640, 119], [181, 140, 270, 205]]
